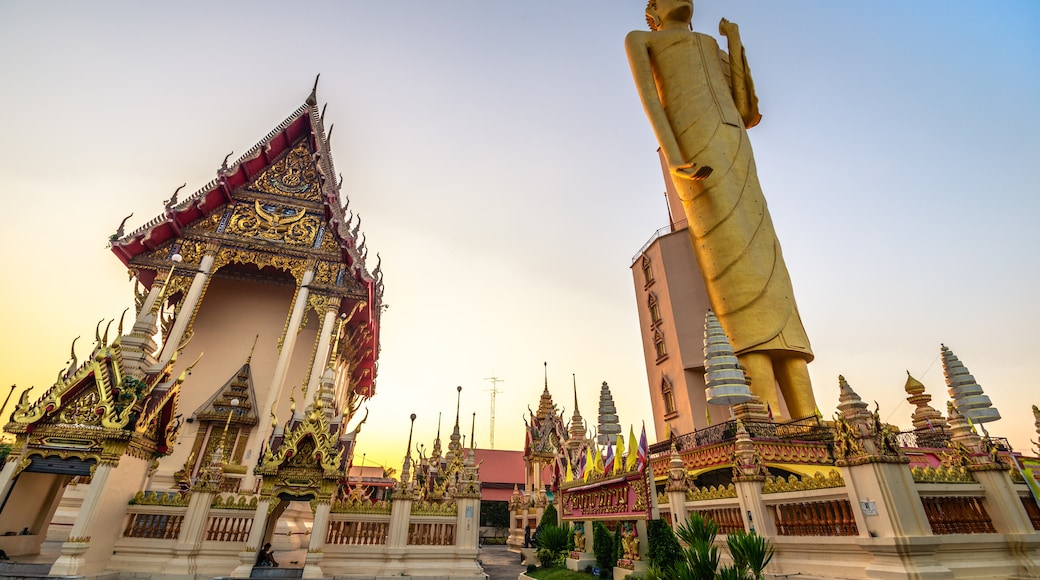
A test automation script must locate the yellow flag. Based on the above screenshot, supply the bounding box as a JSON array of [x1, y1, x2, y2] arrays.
[[615, 434, 625, 474], [626, 426, 639, 472], [565, 457, 573, 482]]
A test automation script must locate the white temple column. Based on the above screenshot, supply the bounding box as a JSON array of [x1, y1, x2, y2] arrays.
[[49, 463, 115, 576], [303, 306, 339, 410], [231, 496, 273, 578], [244, 268, 314, 489], [158, 252, 216, 365], [132, 283, 164, 333], [302, 500, 331, 578]]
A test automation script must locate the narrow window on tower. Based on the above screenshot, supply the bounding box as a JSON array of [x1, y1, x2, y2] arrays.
[[653, 328, 667, 361], [661, 376, 677, 417], [641, 255, 654, 287], [648, 293, 662, 325]]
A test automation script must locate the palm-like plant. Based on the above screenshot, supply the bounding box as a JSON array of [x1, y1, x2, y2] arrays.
[[727, 531, 774, 580]]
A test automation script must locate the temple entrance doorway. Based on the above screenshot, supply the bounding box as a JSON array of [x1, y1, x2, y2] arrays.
[[259, 492, 316, 568], [0, 457, 92, 559]]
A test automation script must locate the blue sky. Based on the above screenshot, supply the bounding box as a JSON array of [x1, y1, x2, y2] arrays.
[[1, 1, 1038, 466]]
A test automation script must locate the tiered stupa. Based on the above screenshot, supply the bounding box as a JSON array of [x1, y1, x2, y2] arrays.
[[903, 371, 947, 431], [566, 375, 588, 451], [941, 345, 1000, 424], [596, 381, 622, 445], [703, 309, 753, 406]]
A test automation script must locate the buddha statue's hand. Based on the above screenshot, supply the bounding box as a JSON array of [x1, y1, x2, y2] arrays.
[[719, 18, 739, 39], [670, 161, 714, 181]]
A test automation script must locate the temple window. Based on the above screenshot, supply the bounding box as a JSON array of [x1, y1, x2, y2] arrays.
[[648, 293, 662, 325], [661, 376, 676, 416], [641, 255, 654, 287], [653, 329, 667, 361]]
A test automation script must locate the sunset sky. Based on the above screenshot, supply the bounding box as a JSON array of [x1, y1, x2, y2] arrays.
[[1, 1, 1038, 469]]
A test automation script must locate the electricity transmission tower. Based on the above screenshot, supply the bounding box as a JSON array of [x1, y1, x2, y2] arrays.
[[484, 376, 505, 449]]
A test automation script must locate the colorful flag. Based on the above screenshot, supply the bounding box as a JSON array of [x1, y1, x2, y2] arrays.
[[767, 402, 774, 423], [637, 423, 648, 472], [604, 444, 615, 475], [705, 405, 712, 426], [579, 448, 588, 482], [565, 456, 573, 482], [626, 426, 639, 472], [615, 434, 625, 474]]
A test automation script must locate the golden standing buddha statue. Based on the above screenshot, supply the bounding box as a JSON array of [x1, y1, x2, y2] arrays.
[[626, 0, 817, 419]]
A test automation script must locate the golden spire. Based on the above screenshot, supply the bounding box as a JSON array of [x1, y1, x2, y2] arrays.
[[568, 374, 586, 445], [246, 334, 259, 364], [536, 362, 555, 420]]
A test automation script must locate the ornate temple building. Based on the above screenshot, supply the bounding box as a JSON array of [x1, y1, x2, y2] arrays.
[[0, 87, 483, 578]]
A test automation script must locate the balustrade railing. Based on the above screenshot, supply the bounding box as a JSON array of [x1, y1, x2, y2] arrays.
[[770, 499, 858, 536], [920, 496, 996, 534], [407, 522, 456, 546], [326, 519, 389, 545], [123, 511, 184, 539], [691, 507, 744, 535], [205, 513, 253, 542], [649, 416, 832, 455]]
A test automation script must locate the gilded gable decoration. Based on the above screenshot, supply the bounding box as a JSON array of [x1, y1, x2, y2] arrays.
[[247, 140, 321, 201], [225, 200, 320, 246], [5, 315, 188, 470]]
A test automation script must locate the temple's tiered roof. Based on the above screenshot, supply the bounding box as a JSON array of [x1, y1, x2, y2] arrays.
[[109, 85, 383, 397]]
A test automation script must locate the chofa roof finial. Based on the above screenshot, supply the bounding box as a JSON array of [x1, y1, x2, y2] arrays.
[[307, 74, 321, 106]]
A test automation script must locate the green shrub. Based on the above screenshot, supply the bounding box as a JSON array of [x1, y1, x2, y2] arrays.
[[536, 525, 570, 555], [526, 564, 537, 574], [536, 547, 557, 568], [646, 519, 682, 571], [593, 521, 614, 569], [538, 502, 559, 529], [613, 525, 623, 563]]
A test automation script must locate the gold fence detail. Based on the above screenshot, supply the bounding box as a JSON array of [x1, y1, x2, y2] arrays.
[[687, 483, 738, 501], [123, 512, 184, 539], [770, 499, 858, 536], [763, 470, 844, 494], [331, 497, 392, 515], [911, 465, 974, 484], [130, 490, 190, 507], [691, 508, 743, 535], [920, 496, 996, 534], [326, 520, 389, 545], [205, 514, 253, 542], [407, 522, 456, 546], [211, 494, 259, 510]]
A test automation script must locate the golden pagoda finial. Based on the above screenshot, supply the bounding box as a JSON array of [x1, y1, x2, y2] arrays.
[[246, 334, 259, 364], [454, 385, 462, 430]]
